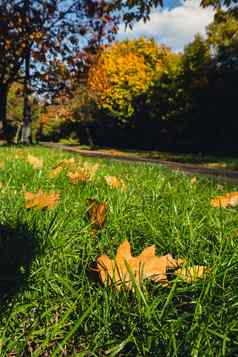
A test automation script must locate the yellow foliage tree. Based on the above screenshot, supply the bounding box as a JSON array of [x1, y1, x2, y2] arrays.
[[88, 38, 173, 122]]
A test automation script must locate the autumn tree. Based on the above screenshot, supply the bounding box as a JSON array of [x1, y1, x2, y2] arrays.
[[88, 38, 172, 123]]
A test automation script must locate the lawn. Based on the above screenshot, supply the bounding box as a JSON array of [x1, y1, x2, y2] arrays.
[[0, 146, 238, 356]]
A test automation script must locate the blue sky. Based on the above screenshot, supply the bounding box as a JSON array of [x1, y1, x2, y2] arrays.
[[117, 0, 215, 52]]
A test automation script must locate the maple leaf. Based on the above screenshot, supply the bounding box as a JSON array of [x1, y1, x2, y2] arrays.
[[105, 176, 126, 191], [26, 154, 43, 169], [87, 199, 107, 228], [24, 190, 60, 209], [175, 265, 210, 283], [210, 192, 238, 208], [96, 240, 185, 290]]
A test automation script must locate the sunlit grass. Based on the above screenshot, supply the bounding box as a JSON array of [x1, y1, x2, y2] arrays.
[[0, 145, 238, 355]]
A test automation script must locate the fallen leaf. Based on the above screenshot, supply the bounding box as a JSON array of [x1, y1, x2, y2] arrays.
[[68, 169, 90, 183], [54, 157, 75, 169], [205, 162, 227, 169], [190, 176, 197, 184], [0, 160, 4, 168], [175, 265, 210, 283], [26, 154, 43, 169], [87, 199, 107, 228], [211, 192, 238, 208], [105, 176, 126, 191], [96, 240, 185, 290], [24, 190, 59, 209], [48, 166, 63, 178], [68, 163, 99, 183]]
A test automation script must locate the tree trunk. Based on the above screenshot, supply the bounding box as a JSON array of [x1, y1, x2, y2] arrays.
[[0, 84, 9, 142], [21, 47, 32, 144], [85, 126, 94, 148]]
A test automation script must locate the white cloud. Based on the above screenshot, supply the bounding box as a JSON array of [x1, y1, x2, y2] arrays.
[[117, 0, 215, 51]]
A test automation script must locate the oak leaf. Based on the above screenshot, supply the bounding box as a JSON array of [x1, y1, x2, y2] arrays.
[[175, 265, 210, 283], [105, 176, 126, 191], [87, 199, 107, 228], [96, 240, 185, 290], [26, 154, 43, 169], [24, 190, 60, 209], [210, 192, 238, 208]]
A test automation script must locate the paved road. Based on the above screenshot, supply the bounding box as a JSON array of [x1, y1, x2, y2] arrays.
[[40, 142, 238, 184]]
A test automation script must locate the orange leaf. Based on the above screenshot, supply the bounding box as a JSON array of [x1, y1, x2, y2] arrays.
[[24, 190, 59, 209], [105, 176, 126, 191], [68, 170, 90, 183], [54, 157, 75, 169], [68, 163, 99, 184], [175, 265, 210, 283], [211, 192, 238, 208], [26, 154, 43, 169], [87, 199, 107, 228], [96, 240, 185, 290]]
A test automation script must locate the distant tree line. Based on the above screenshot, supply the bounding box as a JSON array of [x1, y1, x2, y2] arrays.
[[39, 8, 238, 153]]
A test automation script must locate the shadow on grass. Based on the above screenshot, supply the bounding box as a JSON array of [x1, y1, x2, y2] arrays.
[[0, 221, 40, 307]]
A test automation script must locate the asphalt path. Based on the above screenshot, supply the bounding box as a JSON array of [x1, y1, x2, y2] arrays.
[[40, 142, 238, 184]]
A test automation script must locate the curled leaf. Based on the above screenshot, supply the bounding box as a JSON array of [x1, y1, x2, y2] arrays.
[[96, 240, 185, 290], [54, 157, 75, 168], [175, 265, 210, 283], [211, 192, 238, 208], [105, 176, 126, 191], [26, 154, 43, 169], [24, 190, 59, 209], [87, 199, 107, 228]]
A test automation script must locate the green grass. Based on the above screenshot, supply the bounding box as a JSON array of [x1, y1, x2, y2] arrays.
[[0, 145, 238, 356]]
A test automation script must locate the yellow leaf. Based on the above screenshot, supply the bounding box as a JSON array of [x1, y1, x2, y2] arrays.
[[176, 265, 210, 283], [68, 169, 90, 183], [24, 190, 59, 209], [211, 192, 238, 208], [26, 154, 43, 169]]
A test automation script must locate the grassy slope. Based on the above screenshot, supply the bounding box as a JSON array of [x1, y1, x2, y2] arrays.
[[0, 146, 238, 356]]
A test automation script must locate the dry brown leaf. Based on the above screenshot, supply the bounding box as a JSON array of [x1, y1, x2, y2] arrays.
[[24, 190, 59, 209], [54, 157, 75, 169], [175, 265, 210, 283], [96, 240, 185, 290], [190, 176, 197, 184], [68, 169, 90, 183], [0, 160, 5, 168], [211, 192, 238, 208], [105, 176, 126, 191], [87, 199, 107, 228], [68, 163, 99, 183], [26, 154, 43, 169]]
